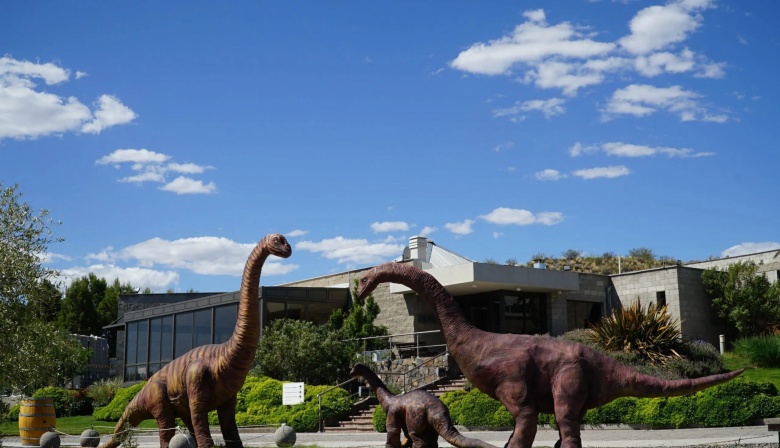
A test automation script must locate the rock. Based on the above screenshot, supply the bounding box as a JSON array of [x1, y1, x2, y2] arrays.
[[39, 431, 60, 448], [79, 428, 100, 447], [169, 432, 196, 448], [274, 423, 296, 447]]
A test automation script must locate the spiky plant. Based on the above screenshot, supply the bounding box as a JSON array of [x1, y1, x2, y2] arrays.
[[589, 299, 683, 366]]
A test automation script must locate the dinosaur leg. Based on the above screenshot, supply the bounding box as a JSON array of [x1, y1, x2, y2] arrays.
[[551, 364, 587, 448], [185, 362, 216, 448], [496, 383, 537, 448], [217, 395, 244, 448], [385, 410, 404, 448]]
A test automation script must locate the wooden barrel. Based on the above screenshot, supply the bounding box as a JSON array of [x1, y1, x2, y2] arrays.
[[19, 397, 57, 446]]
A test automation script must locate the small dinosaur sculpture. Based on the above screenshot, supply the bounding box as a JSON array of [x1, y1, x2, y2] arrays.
[[100, 234, 292, 448], [350, 363, 497, 448], [356, 262, 744, 448]]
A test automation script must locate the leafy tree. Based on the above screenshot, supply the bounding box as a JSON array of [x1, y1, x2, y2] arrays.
[[328, 278, 388, 351], [252, 319, 349, 384], [628, 247, 655, 262], [26, 278, 62, 323], [0, 183, 62, 310], [562, 249, 582, 260], [702, 261, 780, 338], [0, 183, 87, 396], [505, 258, 518, 267], [59, 274, 134, 337]]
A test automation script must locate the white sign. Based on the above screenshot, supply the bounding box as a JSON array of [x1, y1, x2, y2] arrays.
[[282, 382, 304, 405]]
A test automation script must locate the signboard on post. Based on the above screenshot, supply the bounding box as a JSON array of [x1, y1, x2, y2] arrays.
[[282, 382, 304, 405]]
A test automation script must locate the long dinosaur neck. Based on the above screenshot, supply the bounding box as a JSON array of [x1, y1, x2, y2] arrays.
[[224, 240, 269, 375], [377, 263, 484, 365], [353, 365, 394, 407]]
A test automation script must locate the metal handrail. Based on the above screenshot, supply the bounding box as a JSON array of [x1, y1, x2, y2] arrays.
[[347, 330, 443, 361], [316, 377, 360, 433]]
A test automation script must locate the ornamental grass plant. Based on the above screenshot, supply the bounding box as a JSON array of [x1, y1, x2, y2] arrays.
[[733, 335, 780, 368], [589, 299, 683, 366]]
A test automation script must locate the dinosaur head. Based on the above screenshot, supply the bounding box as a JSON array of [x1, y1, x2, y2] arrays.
[[356, 266, 382, 299], [349, 363, 366, 379], [266, 233, 292, 259]]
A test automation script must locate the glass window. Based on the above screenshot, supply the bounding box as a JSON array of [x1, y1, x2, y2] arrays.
[[175, 312, 193, 358], [214, 304, 238, 344], [137, 320, 148, 364], [149, 363, 161, 376], [161, 316, 173, 362], [307, 302, 337, 325], [287, 303, 305, 320], [567, 301, 602, 331], [194, 309, 212, 347], [264, 301, 286, 326], [149, 318, 161, 363], [125, 365, 137, 382], [126, 322, 137, 365]]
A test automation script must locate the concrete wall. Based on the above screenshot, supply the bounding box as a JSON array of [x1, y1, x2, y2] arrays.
[[686, 250, 780, 282], [554, 273, 609, 335], [610, 266, 718, 345]]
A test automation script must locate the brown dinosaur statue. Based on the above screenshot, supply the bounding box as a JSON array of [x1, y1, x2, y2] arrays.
[[350, 363, 497, 448], [100, 234, 292, 448], [356, 262, 744, 448]]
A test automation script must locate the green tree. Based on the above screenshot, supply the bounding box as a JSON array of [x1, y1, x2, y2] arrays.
[[252, 319, 350, 384], [59, 275, 134, 337], [26, 278, 62, 323], [628, 247, 655, 262], [702, 261, 780, 338], [328, 278, 388, 351], [0, 183, 62, 310], [0, 183, 87, 396]]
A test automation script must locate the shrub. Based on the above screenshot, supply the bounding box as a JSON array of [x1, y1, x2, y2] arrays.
[[590, 299, 683, 366], [93, 382, 146, 421], [558, 329, 600, 350], [88, 377, 124, 408], [209, 375, 353, 432], [0, 398, 9, 423], [32, 386, 93, 417], [373, 406, 387, 432], [734, 335, 780, 368]]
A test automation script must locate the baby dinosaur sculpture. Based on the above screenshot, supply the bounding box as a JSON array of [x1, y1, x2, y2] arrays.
[[349, 363, 497, 448], [100, 234, 292, 448], [357, 262, 744, 448]]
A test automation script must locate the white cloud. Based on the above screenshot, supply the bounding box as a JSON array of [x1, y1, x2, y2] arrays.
[[721, 242, 780, 258], [160, 176, 217, 195], [573, 165, 631, 179], [118, 236, 298, 276], [287, 229, 309, 237], [525, 61, 605, 95], [97, 148, 170, 165], [569, 142, 600, 157], [419, 226, 438, 236], [601, 141, 714, 158], [493, 232, 504, 239], [535, 169, 568, 181], [41, 252, 73, 263], [296, 236, 404, 264], [634, 49, 695, 76], [479, 207, 564, 226], [58, 265, 180, 292], [603, 84, 724, 122], [0, 57, 136, 141], [493, 97, 566, 120], [444, 219, 475, 235], [81, 94, 137, 134], [97, 148, 217, 194], [450, 10, 615, 76], [371, 221, 410, 233], [619, 0, 713, 54]]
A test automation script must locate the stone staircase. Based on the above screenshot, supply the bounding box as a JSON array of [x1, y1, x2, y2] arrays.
[[323, 375, 468, 433]]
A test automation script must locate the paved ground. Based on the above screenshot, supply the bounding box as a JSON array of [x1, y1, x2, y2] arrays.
[[3, 426, 779, 448]]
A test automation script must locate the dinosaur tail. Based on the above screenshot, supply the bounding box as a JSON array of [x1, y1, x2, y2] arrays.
[[623, 367, 745, 398], [435, 419, 498, 448], [97, 394, 151, 448]]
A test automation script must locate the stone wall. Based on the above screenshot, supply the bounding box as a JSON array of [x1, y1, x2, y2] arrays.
[[368, 354, 453, 392], [686, 250, 780, 282]]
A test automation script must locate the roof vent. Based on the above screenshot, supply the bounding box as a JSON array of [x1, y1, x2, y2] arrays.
[[533, 259, 546, 269], [409, 236, 428, 261]]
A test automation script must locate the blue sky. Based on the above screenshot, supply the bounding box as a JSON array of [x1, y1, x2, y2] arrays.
[[2, 0, 778, 293]]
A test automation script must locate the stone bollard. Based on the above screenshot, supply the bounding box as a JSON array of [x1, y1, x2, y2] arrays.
[[39, 431, 61, 448], [169, 432, 196, 448], [274, 423, 296, 447], [80, 428, 101, 447]]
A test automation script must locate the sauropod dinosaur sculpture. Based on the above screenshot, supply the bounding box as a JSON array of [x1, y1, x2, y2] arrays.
[[100, 234, 292, 448], [349, 363, 497, 448], [356, 262, 744, 448]]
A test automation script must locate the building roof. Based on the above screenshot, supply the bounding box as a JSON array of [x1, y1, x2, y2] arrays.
[[394, 238, 473, 268]]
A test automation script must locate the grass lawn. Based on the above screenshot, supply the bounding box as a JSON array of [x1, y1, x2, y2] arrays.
[[723, 352, 780, 388], [1, 416, 159, 437]]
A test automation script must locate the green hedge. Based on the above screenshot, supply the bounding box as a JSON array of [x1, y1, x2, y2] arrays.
[[440, 379, 780, 428], [92, 381, 146, 421], [373, 406, 387, 432], [5, 387, 93, 421], [90, 376, 352, 432]]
